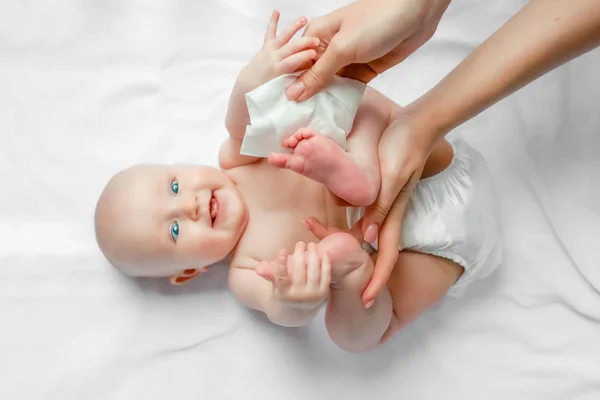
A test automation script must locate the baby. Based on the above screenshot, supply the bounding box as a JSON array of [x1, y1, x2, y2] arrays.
[[95, 12, 501, 352]]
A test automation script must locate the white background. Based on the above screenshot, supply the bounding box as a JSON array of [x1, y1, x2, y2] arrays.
[[1, 0, 599, 399]]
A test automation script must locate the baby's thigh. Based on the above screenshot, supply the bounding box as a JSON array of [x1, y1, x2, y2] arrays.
[[378, 251, 463, 343]]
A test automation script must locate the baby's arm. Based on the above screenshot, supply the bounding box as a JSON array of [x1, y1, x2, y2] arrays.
[[229, 235, 397, 352], [228, 246, 329, 328], [220, 11, 320, 170]]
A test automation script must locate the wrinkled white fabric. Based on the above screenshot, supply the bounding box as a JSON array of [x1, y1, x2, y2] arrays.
[[5, 1, 600, 399], [347, 138, 503, 297], [240, 73, 366, 157]]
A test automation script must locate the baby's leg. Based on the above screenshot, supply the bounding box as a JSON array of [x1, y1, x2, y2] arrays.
[[380, 251, 464, 343], [318, 233, 464, 351], [268, 88, 389, 207], [316, 232, 393, 353]]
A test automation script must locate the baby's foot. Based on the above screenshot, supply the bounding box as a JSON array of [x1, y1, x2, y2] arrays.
[[317, 232, 371, 288], [268, 128, 377, 206]]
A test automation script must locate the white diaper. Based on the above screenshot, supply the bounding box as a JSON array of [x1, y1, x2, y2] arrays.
[[240, 73, 366, 157], [347, 138, 503, 297]]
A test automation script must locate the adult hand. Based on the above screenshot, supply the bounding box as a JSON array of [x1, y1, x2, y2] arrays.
[[302, 110, 438, 307], [359, 112, 435, 307], [286, 0, 451, 101], [302, 110, 437, 307]]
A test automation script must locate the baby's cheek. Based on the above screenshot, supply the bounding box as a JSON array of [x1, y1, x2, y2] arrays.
[[182, 240, 206, 258], [202, 236, 233, 260], [181, 237, 217, 260]]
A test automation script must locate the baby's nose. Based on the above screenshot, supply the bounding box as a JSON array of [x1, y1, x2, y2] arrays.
[[182, 195, 200, 221]]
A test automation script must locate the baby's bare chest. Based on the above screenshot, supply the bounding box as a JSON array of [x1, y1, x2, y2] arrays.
[[233, 164, 333, 261]]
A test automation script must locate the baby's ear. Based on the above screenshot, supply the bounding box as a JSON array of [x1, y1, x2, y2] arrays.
[[169, 267, 207, 285]]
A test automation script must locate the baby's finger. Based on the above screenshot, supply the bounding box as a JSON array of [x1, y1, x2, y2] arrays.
[[276, 249, 288, 268], [275, 16, 307, 47], [264, 10, 280, 44], [306, 242, 321, 288], [279, 50, 317, 75], [274, 249, 289, 285], [278, 37, 320, 60], [255, 261, 276, 282], [292, 241, 307, 285], [320, 251, 332, 291]]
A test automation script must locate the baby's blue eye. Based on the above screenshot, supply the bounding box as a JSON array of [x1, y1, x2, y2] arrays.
[[170, 222, 179, 242], [170, 179, 179, 195]]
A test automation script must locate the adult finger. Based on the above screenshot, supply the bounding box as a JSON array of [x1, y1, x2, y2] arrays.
[[338, 63, 379, 84], [360, 199, 403, 306], [360, 165, 423, 305], [360, 169, 406, 244], [286, 37, 351, 101]]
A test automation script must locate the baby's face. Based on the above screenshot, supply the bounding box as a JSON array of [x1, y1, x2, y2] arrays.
[[95, 164, 247, 279]]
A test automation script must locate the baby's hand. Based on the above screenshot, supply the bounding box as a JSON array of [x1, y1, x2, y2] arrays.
[[239, 11, 320, 90], [256, 241, 331, 309]]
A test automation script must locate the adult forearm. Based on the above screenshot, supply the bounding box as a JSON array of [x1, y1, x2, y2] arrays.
[[408, 0, 600, 140]]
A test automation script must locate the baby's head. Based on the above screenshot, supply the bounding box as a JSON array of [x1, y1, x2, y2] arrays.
[[94, 164, 247, 284]]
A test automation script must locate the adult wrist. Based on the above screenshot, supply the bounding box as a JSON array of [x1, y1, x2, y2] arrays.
[[400, 99, 449, 150]]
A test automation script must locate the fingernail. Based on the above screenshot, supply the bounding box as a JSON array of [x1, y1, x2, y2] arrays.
[[365, 300, 374, 309], [286, 82, 305, 100], [364, 224, 378, 244], [298, 16, 307, 24]]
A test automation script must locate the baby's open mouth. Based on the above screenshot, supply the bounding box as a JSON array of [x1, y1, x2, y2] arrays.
[[209, 194, 218, 226]]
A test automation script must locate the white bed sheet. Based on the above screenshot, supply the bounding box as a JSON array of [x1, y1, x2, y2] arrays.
[[1, 0, 599, 399]]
